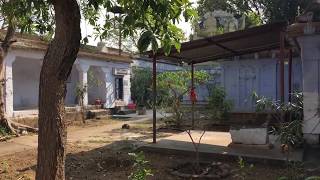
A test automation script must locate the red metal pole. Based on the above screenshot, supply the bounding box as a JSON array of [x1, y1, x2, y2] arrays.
[[280, 32, 285, 103], [191, 62, 195, 129], [288, 49, 293, 102], [152, 54, 157, 143]]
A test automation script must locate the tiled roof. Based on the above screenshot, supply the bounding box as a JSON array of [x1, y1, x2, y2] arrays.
[[0, 30, 132, 63]]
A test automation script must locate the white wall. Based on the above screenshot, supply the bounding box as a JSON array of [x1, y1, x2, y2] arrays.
[[87, 66, 107, 104], [7, 49, 131, 114], [297, 35, 320, 144], [12, 57, 42, 110], [65, 67, 80, 106]]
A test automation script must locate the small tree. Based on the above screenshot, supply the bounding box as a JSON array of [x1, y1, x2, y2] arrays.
[[157, 70, 209, 127], [185, 129, 206, 173], [75, 84, 87, 123]]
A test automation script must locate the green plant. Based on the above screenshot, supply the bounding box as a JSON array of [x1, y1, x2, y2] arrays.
[[75, 84, 87, 123], [130, 67, 152, 107], [0, 126, 9, 136], [253, 92, 304, 148], [0, 160, 9, 174], [128, 151, 153, 180], [233, 157, 254, 180], [157, 70, 210, 127], [208, 86, 232, 121]]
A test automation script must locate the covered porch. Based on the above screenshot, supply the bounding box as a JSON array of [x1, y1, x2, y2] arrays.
[[142, 21, 320, 162], [4, 49, 131, 118]]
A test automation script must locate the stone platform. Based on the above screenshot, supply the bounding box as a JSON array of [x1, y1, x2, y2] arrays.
[[139, 131, 304, 164]]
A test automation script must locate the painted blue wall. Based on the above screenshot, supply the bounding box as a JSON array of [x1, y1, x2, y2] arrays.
[[186, 57, 302, 112]]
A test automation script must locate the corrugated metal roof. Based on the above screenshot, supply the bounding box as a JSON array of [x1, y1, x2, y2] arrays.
[[152, 22, 289, 64]]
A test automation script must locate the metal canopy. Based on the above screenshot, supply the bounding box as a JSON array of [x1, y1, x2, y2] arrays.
[[153, 22, 288, 64]]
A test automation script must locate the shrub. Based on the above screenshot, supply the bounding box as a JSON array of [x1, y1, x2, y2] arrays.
[[208, 86, 232, 121], [0, 126, 9, 136], [253, 92, 304, 148], [131, 67, 152, 107]]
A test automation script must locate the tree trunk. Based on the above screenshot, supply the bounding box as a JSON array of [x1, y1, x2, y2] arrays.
[[36, 0, 81, 179]]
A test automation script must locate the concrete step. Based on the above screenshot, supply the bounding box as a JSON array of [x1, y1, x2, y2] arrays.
[[117, 109, 136, 115], [86, 109, 111, 119]]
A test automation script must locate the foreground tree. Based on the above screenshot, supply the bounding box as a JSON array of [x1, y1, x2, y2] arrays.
[[37, 0, 196, 178], [36, 0, 81, 179]]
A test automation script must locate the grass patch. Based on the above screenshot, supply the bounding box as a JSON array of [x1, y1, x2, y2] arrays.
[[0, 126, 9, 136], [0, 160, 9, 174]]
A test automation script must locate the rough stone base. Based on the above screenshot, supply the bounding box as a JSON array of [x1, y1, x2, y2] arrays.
[[304, 134, 320, 145], [230, 128, 267, 145]]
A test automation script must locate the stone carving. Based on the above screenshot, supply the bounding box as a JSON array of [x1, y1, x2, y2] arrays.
[[296, 0, 320, 23], [193, 10, 242, 40]]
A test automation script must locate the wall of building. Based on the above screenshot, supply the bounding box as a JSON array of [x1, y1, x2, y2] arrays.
[[6, 49, 131, 117], [65, 67, 80, 106], [132, 58, 183, 72], [184, 57, 303, 112], [12, 57, 42, 110], [87, 66, 107, 105]]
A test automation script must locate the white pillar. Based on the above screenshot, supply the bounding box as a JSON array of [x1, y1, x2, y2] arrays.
[[123, 73, 131, 105], [76, 63, 90, 106], [101, 67, 115, 108], [4, 54, 16, 117], [297, 35, 320, 144]]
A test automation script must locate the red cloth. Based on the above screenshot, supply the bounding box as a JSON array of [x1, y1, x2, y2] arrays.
[[190, 88, 197, 103], [127, 103, 136, 110]]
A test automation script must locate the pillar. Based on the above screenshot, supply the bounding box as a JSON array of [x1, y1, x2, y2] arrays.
[[76, 63, 90, 106], [297, 35, 320, 144], [101, 67, 115, 108], [123, 73, 131, 105], [4, 54, 16, 117]]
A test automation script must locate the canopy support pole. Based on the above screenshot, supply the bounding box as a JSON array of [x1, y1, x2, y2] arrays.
[[280, 32, 285, 103], [152, 54, 157, 143], [288, 49, 293, 102], [191, 62, 195, 129]]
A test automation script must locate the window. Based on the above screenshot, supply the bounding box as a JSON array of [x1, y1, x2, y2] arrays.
[[115, 77, 124, 100]]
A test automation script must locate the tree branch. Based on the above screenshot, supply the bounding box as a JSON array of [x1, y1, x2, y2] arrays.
[[1, 18, 16, 54]]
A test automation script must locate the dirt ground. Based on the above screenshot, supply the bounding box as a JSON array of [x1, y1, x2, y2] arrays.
[[0, 117, 318, 180]]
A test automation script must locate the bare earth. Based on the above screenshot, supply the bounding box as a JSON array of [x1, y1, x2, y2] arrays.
[[0, 117, 314, 180]]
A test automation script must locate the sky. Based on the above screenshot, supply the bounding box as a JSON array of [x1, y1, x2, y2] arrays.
[[81, 0, 198, 46]]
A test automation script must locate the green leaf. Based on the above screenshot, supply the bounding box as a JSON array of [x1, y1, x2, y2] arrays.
[[137, 30, 154, 53], [174, 41, 181, 53]]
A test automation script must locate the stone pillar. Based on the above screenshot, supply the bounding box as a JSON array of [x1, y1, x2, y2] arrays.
[[4, 54, 16, 117], [76, 63, 90, 106], [123, 73, 131, 105], [101, 67, 115, 108], [297, 35, 320, 144]]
